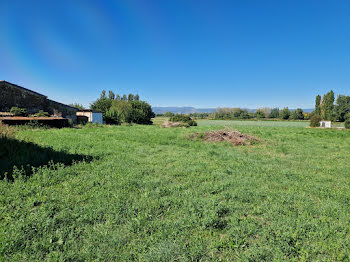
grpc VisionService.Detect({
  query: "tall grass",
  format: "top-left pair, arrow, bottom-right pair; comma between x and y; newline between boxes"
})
1,123 -> 350,260
0,124 -> 16,138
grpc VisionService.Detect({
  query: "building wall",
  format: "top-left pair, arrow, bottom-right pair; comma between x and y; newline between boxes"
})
48,100 -> 77,122
91,112 -> 103,124
76,111 -> 92,118
320,121 -> 331,128
76,111 -> 103,124
0,81 -> 78,122
0,82 -> 48,114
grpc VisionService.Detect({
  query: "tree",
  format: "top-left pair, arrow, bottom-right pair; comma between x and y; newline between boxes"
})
345,112 -> 350,121
334,95 -> 350,122
130,100 -> 155,124
321,90 -> 334,120
269,108 -> 280,118
255,109 -> 265,118
345,119 -> 350,129
290,108 -> 304,120
279,107 -> 290,120
239,110 -> 250,119
108,91 -> 115,100
233,111 -> 241,118
164,112 -> 174,117
134,94 -> 140,101
310,115 -> 321,127
90,91 -> 113,115
91,90 -> 154,125
111,100 -> 133,123
259,107 -> 272,116
100,90 -> 107,99
128,94 -> 134,102
104,109 -> 120,125
315,95 -> 321,115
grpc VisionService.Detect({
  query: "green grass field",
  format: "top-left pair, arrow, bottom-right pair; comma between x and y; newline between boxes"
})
1,121 -> 350,261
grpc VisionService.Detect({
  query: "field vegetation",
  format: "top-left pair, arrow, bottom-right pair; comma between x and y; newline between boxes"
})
1,121 -> 350,260
90,90 -> 154,125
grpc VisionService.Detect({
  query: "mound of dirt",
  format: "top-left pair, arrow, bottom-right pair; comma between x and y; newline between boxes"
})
192,130 -> 259,145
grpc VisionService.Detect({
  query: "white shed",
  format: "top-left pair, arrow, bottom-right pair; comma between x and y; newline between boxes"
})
77,110 -> 103,124
320,120 -> 331,128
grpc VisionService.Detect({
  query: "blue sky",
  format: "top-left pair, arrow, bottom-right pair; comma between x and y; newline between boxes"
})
1,0 -> 349,108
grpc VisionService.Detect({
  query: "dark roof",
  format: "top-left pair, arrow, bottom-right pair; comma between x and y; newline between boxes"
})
77,109 -> 102,113
47,99 -> 79,110
0,80 -> 47,98
0,80 -> 79,111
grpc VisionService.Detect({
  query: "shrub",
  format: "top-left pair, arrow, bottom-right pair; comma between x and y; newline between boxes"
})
279,107 -> 290,120
164,112 -> 174,117
169,114 -> 197,126
187,120 -> 197,126
111,100 -> 155,124
10,107 -> 27,116
68,119 -> 74,127
104,110 -> 120,125
345,120 -> 350,129
345,112 -> 350,121
290,108 -> 304,120
255,110 -> 265,119
269,108 -> 280,118
26,120 -> 47,128
130,100 -> 155,124
310,115 -> 321,127
240,111 -> 251,119
34,110 -> 49,117
0,124 -> 16,138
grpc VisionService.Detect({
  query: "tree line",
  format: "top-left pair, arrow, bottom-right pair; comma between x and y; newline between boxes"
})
310,91 -> 350,128
88,90 -> 155,124
312,91 -> 350,122
212,107 -> 307,120
158,107 -> 308,120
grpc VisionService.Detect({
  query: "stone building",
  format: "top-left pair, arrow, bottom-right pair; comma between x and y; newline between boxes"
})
0,80 -> 78,122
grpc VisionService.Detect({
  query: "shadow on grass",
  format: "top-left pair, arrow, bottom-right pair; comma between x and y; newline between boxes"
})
0,136 -> 93,180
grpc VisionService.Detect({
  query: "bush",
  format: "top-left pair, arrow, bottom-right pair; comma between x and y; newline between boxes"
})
345,112 -> 350,121
104,110 -> 120,125
269,108 -> 280,118
310,115 -> 321,127
169,114 -> 197,126
279,107 -> 290,120
290,108 -> 304,120
130,100 -> 155,124
111,100 -> 155,124
34,110 -> 49,117
26,120 -> 47,128
255,110 -> 265,119
164,112 -> 174,117
187,120 -> 197,126
345,120 -> 350,129
10,107 -> 27,116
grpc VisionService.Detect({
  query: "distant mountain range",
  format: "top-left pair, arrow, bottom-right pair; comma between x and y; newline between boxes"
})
152,107 -> 216,114
152,107 -> 314,114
